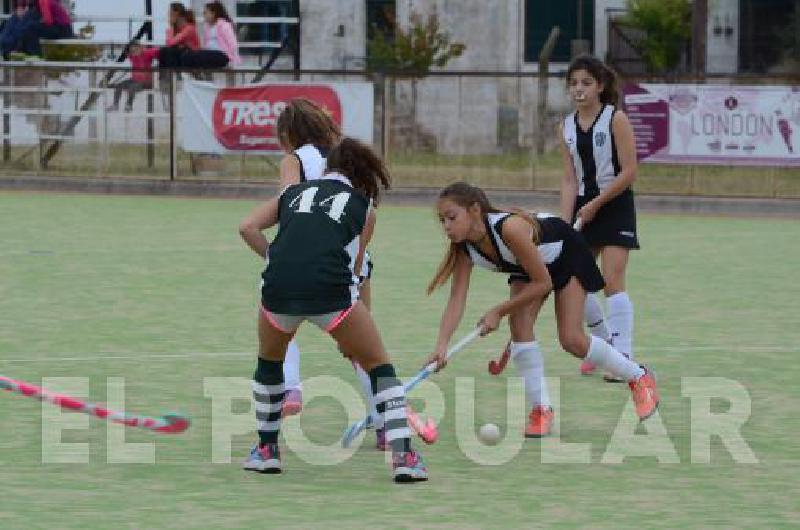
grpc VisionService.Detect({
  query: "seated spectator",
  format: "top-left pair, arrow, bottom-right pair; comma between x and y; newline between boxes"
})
179,1 -> 241,69
107,40 -> 159,112
18,0 -> 74,58
0,1 -> 32,60
158,2 -> 200,68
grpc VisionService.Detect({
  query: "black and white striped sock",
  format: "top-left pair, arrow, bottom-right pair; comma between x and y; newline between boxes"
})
370,363 -> 411,454
253,357 -> 284,446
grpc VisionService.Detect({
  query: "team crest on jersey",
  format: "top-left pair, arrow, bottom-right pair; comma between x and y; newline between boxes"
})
594,132 -> 606,147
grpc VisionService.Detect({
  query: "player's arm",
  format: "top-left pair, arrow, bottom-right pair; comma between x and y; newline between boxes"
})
595,111 -> 637,207
278,154 -> 302,189
238,196 -> 280,258
558,122 -> 579,223
479,216 -> 553,335
353,207 -> 376,278
577,111 -> 637,225
429,250 -> 473,371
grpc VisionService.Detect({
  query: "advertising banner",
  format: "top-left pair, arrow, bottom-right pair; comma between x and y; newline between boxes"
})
623,84 -> 800,166
181,79 -> 374,154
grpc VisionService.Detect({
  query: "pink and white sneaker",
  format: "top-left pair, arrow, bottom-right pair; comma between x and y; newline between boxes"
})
392,450 -> 428,483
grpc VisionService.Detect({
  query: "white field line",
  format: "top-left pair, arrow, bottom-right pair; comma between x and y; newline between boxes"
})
0,345 -> 796,363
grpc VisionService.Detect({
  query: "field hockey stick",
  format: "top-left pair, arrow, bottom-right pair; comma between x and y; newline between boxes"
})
0,374 -> 190,434
487,340 -> 512,375
341,326 -> 482,448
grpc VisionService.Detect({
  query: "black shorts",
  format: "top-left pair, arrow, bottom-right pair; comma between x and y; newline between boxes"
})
574,190 -> 640,249
508,219 -> 605,293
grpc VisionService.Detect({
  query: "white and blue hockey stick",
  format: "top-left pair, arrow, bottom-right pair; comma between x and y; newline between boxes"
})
341,326 -> 482,448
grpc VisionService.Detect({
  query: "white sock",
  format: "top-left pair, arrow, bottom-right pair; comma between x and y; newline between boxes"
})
511,341 -> 551,409
353,360 -> 379,424
607,292 -> 634,359
283,339 -> 302,391
585,336 -> 644,382
584,292 -> 610,341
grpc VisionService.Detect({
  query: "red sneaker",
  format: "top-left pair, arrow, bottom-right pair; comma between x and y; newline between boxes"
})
580,360 -> 597,376
629,367 -> 659,420
525,405 -> 554,438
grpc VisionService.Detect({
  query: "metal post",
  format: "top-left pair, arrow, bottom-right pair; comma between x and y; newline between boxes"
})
2,67 -> 9,163
537,27 -> 560,156
691,0 -> 708,77
378,73 -> 386,158
147,91 -> 155,168
145,0 -> 155,169
293,0 -> 301,81
382,75 -> 391,162
169,70 -> 176,180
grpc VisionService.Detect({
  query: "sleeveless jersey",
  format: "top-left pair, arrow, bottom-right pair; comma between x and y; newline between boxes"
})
294,144 -> 328,182
463,213 -> 567,278
261,173 -> 370,314
562,105 -> 621,197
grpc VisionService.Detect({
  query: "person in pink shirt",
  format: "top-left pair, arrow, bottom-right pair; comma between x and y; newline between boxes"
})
19,0 -> 74,57
180,1 -> 241,68
107,41 -> 159,112
159,2 -> 200,67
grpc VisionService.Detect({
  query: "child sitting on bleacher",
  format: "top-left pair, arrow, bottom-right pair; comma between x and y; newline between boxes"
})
107,40 -> 159,112
1,1 -> 32,60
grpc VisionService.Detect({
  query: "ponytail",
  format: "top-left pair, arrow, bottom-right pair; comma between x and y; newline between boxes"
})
326,138 -> 391,204
427,242 -> 459,295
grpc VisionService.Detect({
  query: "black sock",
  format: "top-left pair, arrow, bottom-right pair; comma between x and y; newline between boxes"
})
369,363 -> 411,453
253,357 -> 284,446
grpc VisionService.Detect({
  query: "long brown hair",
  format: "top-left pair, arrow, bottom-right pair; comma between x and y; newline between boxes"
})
427,182 -> 541,294
205,1 -> 231,23
276,98 -> 342,151
566,54 -> 620,106
169,2 -> 195,30
326,138 -> 391,204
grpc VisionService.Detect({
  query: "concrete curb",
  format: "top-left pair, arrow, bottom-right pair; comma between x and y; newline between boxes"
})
1,175 -> 798,218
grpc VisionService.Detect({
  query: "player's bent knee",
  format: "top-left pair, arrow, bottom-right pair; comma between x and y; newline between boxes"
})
559,332 -> 587,358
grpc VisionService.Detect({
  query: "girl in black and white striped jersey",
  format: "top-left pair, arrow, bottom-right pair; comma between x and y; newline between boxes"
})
559,55 -> 640,381
426,183 -> 659,427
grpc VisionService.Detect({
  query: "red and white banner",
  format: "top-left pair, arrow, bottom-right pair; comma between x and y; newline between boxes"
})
180,79 -> 374,154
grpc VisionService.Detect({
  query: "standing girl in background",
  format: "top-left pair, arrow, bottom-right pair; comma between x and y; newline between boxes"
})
559,55 -> 639,382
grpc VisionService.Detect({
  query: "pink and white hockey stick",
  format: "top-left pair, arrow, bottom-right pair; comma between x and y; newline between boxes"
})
0,374 -> 190,434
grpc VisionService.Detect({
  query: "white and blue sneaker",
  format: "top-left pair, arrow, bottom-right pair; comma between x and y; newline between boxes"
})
243,443 -> 281,474
392,450 -> 428,483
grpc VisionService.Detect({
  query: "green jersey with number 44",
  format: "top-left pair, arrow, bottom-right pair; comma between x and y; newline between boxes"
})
261,174 -> 371,315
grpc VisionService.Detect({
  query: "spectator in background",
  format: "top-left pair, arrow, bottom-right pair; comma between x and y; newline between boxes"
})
158,2 -> 200,68
107,40 -> 159,112
18,0 -> 74,57
185,1 -> 241,68
0,1 -> 32,59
